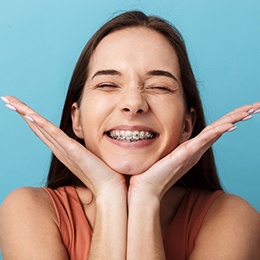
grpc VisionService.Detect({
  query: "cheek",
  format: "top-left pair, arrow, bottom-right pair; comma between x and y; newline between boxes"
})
158,101 -> 186,130
79,98 -> 113,147
161,129 -> 182,157
80,96 -> 110,125
83,97 -> 107,115
159,109 -> 187,150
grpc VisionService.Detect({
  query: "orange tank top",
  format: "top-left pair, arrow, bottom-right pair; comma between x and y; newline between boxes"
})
43,186 -> 223,259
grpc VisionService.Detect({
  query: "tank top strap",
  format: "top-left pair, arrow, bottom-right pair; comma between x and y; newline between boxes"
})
43,186 -> 92,259
163,188 -> 224,259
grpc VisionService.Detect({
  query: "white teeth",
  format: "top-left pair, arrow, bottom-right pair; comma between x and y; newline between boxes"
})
139,131 -> 145,139
119,131 -> 125,140
107,130 -> 155,141
126,130 -> 132,139
133,131 -> 139,140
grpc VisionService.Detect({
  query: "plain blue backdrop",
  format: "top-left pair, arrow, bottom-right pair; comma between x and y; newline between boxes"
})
0,0 -> 260,248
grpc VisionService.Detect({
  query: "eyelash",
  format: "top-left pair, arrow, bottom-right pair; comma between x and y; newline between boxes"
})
96,83 -> 119,89
149,86 -> 175,92
95,84 -> 175,93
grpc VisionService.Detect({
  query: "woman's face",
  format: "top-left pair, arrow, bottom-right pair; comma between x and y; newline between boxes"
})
72,27 -> 194,175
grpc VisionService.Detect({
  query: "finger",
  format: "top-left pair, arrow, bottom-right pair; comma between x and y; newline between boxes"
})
148,103 -> 259,184
23,114 -> 85,174
225,104 -> 254,114
3,96 -> 124,194
204,103 -> 259,132
5,97 -> 78,173
4,95 -> 37,116
203,106 -> 255,132
155,121 -> 235,194
190,122 -> 230,154
22,114 -> 93,185
26,113 -> 81,157
4,97 -> 93,171
22,113 -> 107,180
21,115 -> 65,161
252,102 -> 260,114
4,96 -> 67,154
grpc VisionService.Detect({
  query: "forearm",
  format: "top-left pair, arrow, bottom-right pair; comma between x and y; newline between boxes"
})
127,193 -> 166,260
88,189 -> 127,260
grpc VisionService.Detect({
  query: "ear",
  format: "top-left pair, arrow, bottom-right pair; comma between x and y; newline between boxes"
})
179,108 -> 196,144
71,102 -> 84,139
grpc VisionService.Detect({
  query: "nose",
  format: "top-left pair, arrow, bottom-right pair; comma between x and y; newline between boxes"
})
120,89 -> 149,115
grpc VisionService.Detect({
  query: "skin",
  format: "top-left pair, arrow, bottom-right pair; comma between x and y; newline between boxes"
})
71,27 -> 194,176
1,27 -> 260,259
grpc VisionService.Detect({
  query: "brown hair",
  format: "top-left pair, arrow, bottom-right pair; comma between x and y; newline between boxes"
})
47,11 -> 222,191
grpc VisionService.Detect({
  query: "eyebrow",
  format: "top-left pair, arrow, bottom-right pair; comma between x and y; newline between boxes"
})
91,69 -> 178,82
147,70 -> 178,82
91,69 -> 122,80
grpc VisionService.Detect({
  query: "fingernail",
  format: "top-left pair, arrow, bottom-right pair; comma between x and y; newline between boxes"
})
5,104 -> 16,111
253,109 -> 260,114
248,108 -> 254,114
242,115 -> 253,121
227,126 -> 237,132
24,115 -> 34,123
1,96 -> 10,104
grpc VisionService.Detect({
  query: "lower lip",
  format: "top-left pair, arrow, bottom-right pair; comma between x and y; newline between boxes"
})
104,134 -> 158,148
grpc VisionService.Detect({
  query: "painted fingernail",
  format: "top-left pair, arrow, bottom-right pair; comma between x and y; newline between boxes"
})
24,115 -> 35,123
253,109 -> 260,114
5,104 -> 16,111
248,108 -> 254,114
1,96 -> 10,104
227,126 -> 237,132
242,115 -> 253,121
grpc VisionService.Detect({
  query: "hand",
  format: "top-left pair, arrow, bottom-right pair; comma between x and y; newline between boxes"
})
129,102 -> 260,201
2,96 -> 126,198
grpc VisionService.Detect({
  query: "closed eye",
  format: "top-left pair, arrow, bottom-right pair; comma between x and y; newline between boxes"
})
148,86 -> 176,93
96,83 -> 119,90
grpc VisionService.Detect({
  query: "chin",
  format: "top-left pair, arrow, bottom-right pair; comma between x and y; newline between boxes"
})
107,160 -> 152,175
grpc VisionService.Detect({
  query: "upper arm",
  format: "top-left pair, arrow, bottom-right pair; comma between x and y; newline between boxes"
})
189,194 -> 260,260
0,187 -> 69,260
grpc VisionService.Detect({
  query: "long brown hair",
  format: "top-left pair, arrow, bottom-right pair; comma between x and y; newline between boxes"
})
47,11 -> 222,191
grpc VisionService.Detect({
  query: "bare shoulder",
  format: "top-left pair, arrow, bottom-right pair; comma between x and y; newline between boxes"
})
2,186 -> 51,207
0,187 -> 55,224
0,187 -> 68,259
190,193 -> 260,259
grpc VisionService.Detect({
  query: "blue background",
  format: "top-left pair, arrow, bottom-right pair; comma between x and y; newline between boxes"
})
0,0 -> 260,241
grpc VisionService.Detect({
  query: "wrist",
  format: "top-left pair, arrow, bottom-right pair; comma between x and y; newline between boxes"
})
95,187 -> 127,207
128,189 -> 161,212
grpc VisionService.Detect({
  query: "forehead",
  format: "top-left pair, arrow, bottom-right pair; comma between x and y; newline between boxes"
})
88,27 -> 180,77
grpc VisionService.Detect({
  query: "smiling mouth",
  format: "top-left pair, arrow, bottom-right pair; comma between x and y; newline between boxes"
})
106,130 -> 157,142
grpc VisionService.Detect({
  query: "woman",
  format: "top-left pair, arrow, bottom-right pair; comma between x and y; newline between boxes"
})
1,11 -> 260,259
